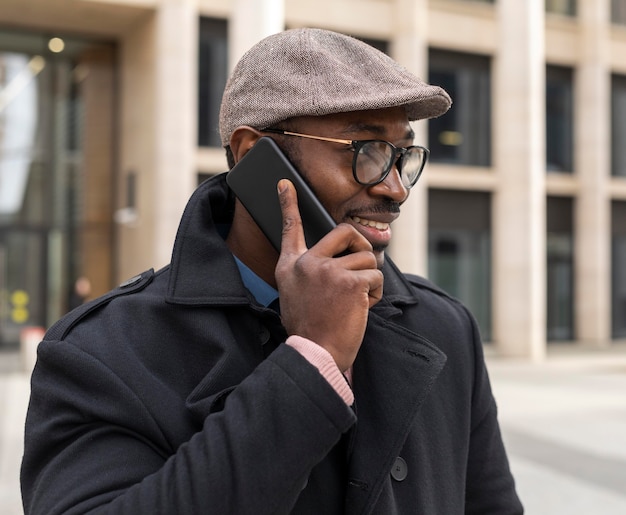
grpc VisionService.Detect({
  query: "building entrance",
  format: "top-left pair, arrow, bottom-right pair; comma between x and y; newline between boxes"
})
0,229 -> 47,346
0,29 -> 115,347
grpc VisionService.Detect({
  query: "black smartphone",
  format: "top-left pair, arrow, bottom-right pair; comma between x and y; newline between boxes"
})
226,136 -> 336,251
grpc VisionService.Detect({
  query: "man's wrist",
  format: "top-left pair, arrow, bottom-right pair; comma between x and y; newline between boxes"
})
285,335 -> 354,406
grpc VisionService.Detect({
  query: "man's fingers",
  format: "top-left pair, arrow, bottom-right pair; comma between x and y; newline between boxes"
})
277,179 -> 307,255
335,249 -> 379,272
311,223 -> 373,259
367,270 -> 384,308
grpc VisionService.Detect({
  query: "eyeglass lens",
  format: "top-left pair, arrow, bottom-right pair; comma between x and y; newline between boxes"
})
355,142 -> 426,188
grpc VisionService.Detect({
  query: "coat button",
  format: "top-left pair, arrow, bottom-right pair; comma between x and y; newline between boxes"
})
119,274 -> 142,288
258,325 -> 271,344
390,457 -> 408,481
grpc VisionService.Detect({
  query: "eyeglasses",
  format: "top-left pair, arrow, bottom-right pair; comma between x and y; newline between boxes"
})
262,128 -> 429,189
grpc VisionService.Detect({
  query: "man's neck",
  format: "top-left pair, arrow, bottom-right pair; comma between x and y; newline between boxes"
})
226,204 -> 279,287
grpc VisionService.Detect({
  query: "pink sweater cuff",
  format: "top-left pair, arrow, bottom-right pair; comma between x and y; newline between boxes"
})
286,335 -> 354,406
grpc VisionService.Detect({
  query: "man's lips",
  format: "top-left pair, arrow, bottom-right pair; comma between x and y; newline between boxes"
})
348,215 -> 400,249
350,216 -> 390,231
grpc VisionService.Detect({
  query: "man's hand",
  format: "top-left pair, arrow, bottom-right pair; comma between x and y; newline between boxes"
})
274,179 -> 383,372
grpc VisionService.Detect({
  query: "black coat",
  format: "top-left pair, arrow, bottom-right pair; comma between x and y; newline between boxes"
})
21,174 -> 523,514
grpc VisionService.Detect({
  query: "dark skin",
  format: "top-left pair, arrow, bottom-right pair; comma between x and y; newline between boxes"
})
226,107 -> 414,371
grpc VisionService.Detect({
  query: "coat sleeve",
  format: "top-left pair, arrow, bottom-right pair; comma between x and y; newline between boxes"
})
21,340 -> 356,515
463,307 -> 524,514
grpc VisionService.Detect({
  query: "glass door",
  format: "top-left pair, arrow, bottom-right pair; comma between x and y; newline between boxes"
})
0,230 -> 47,346
0,29 -> 115,347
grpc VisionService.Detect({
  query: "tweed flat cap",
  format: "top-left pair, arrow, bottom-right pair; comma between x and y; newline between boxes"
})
219,28 -> 452,147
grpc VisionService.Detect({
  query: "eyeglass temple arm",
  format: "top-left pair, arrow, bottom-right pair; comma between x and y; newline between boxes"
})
262,128 -> 353,146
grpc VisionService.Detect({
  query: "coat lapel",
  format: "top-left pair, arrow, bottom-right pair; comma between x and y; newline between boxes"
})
345,309 -> 447,514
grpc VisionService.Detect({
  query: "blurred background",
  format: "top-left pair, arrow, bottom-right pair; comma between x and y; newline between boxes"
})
0,0 -> 625,513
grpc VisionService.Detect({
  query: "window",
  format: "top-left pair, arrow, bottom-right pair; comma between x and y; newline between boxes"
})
428,190 -> 492,340
428,49 -> 491,167
198,18 -> 228,148
612,75 -> 626,177
546,0 -> 577,16
546,197 -> 574,341
612,201 -> 626,338
612,0 -> 626,25
546,65 -> 574,173
358,37 -> 388,55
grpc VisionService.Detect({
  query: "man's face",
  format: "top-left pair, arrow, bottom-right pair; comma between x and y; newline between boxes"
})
280,107 -> 414,268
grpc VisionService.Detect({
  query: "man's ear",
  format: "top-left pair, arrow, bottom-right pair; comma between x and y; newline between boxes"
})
229,126 -> 263,164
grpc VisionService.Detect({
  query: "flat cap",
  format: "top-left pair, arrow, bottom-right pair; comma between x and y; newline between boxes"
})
219,28 -> 451,147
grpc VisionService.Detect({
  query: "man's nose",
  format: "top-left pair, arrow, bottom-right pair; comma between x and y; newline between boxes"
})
369,162 -> 410,203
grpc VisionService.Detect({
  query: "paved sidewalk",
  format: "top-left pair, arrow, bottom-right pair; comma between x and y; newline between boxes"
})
0,369 -> 29,515
1,345 -> 625,514
487,345 -> 626,514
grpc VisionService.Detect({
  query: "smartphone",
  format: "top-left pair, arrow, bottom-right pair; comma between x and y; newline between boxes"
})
226,136 -> 336,251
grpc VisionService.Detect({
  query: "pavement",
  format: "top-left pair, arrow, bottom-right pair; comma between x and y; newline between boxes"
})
0,351 -> 29,515
488,344 -> 626,514
1,344 -> 625,514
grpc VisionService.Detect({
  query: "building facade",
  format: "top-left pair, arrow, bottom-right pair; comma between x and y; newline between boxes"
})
0,0 -> 625,359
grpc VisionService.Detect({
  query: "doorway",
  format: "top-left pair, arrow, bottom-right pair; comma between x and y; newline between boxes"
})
0,29 -> 116,347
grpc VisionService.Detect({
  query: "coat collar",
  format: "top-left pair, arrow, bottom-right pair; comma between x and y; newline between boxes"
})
165,173 -> 421,311
165,174 -> 251,306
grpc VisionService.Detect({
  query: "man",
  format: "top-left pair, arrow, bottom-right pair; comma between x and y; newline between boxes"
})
21,28 -> 523,514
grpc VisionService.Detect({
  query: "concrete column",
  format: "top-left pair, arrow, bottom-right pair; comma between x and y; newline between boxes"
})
152,0 -> 198,269
575,0 -> 611,346
229,0 -> 284,71
80,46 -> 115,296
389,0 -> 429,276
492,0 -> 546,359
117,14 -> 158,281
117,0 -> 198,281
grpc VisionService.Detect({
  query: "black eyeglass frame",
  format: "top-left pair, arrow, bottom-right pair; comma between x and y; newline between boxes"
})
262,128 -> 430,189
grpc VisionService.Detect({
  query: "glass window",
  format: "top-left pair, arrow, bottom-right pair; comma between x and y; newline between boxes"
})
547,197 -> 574,341
428,190 -> 492,340
612,74 -> 626,177
612,0 -> 626,25
428,49 -> 491,167
358,37 -> 388,55
546,0 -> 577,16
612,201 -> 626,338
198,18 -> 228,148
546,65 -> 574,173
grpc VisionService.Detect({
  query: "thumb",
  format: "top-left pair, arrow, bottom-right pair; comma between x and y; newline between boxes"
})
277,179 -> 307,255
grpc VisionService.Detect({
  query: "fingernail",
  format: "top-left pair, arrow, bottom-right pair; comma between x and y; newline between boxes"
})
277,179 -> 288,194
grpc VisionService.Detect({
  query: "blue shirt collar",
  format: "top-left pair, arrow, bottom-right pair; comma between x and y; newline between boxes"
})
233,255 -> 279,308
